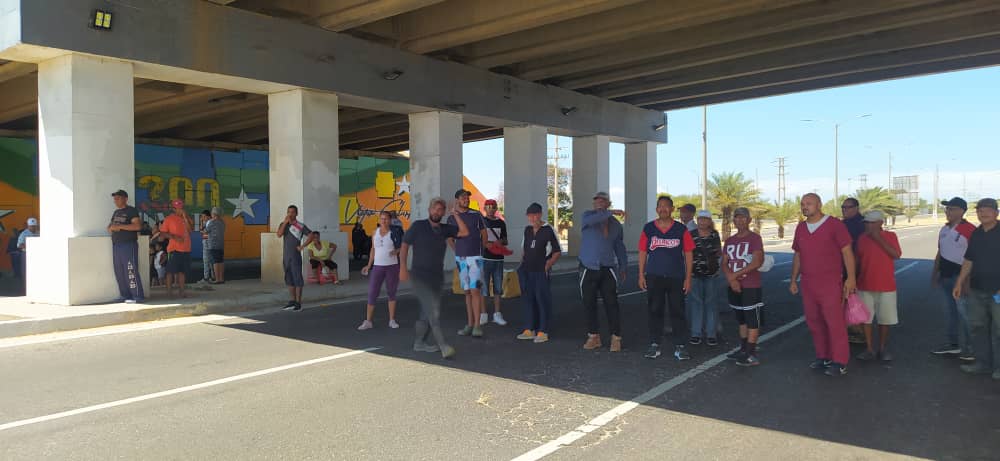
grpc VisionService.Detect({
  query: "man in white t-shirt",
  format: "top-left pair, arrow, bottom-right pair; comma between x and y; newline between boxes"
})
932,197 -> 977,360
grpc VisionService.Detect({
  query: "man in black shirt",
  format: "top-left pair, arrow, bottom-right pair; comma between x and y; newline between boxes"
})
400,197 -> 470,359
954,198 -> 1000,379
515,203 -> 562,344
481,199 -> 509,326
108,190 -> 144,303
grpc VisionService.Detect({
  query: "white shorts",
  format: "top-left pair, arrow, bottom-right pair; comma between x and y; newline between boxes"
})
859,290 -> 898,325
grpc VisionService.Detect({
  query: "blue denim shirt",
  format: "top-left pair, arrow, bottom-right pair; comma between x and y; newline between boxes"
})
578,209 -> 628,272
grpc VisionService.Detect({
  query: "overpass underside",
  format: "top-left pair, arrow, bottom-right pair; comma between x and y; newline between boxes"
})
1,0 -> 998,304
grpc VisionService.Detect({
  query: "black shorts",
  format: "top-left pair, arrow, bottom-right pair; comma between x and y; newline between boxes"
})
166,251 -> 191,275
729,287 -> 764,329
309,259 -> 337,270
209,249 -> 224,264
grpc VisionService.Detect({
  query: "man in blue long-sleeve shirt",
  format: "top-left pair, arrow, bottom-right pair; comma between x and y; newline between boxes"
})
579,191 -> 629,353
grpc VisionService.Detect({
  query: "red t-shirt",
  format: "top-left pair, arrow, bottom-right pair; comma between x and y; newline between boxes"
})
792,215 -> 853,282
162,213 -> 192,253
725,232 -> 765,289
856,231 -> 901,292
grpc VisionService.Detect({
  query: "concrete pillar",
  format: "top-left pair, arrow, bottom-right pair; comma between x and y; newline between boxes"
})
568,135 -> 610,256
624,142 -> 658,250
408,111 -> 463,270
261,89 -> 347,283
408,111 -> 464,220
26,54 -> 146,305
503,125 -> 548,261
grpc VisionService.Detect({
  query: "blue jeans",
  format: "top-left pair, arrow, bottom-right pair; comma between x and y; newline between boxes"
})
519,269 -> 553,334
688,275 -> 720,339
481,259 -> 504,297
966,288 -> 1000,372
940,275 -> 973,354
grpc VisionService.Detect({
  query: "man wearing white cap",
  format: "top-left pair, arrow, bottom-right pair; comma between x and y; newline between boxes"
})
854,210 -> 902,361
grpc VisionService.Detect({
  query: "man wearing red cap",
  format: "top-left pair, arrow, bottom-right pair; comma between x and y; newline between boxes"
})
481,198 -> 509,326
160,199 -> 193,297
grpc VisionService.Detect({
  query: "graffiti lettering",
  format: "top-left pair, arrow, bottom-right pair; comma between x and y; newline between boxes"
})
168,177 -> 194,205
195,178 -> 220,207
342,198 -> 412,225
138,176 -> 165,201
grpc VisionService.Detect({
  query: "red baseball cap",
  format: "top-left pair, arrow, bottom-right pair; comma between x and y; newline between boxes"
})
484,199 -> 498,207
171,199 -> 185,209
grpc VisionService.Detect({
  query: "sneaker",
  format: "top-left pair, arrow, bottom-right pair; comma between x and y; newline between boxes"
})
534,332 -> 549,343
931,344 -> 961,355
959,351 -> 976,362
689,337 -> 702,346
492,313 -> 508,326
644,343 -> 661,359
809,359 -> 832,370
856,350 -> 876,361
457,325 -> 473,336
824,363 -> 847,376
706,338 -> 718,347
736,355 -> 760,367
124,299 -> 138,304
291,302 -> 303,312
471,326 -> 484,338
610,335 -> 622,353
673,345 -> 691,361
879,350 -> 894,362
440,345 -> 456,359
583,334 -> 602,350
414,342 -> 440,353
727,350 -> 748,361
282,300 -> 297,311
357,320 -> 373,331
823,362 -> 847,376
517,329 -> 536,340
960,363 -> 991,375
479,313 -> 489,325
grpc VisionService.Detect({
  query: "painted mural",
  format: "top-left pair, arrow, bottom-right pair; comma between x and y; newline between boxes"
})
1,137 -> 494,270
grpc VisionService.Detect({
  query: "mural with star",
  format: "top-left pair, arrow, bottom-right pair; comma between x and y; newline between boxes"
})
1,137 -> 493,266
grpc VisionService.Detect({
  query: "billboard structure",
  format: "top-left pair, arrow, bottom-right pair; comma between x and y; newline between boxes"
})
893,175 -> 920,208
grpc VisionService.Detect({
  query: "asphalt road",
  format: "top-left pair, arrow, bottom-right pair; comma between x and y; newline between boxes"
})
1,225 -> 997,461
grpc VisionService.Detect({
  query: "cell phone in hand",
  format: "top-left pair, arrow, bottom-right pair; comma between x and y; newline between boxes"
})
993,293 -> 1000,304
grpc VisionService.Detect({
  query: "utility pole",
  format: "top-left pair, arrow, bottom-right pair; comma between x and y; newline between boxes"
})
701,105 -> 708,210
773,156 -> 788,206
858,174 -> 868,190
888,152 -> 892,190
548,137 -> 569,230
834,123 -> 839,202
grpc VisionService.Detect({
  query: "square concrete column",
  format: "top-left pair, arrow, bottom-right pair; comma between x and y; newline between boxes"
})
503,125 -> 547,261
27,54 -> 147,305
624,142 -> 658,250
261,89 -> 347,283
408,111 -> 464,220
568,135 -> 610,256
409,111 -> 463,270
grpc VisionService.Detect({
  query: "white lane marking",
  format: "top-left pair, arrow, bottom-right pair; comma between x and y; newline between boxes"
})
781,260 -> 922,284
512,317 -> 806,461
0,347 -> 380,432
513,259 -> 926,461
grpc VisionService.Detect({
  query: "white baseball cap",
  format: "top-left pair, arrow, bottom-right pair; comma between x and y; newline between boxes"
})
696,210 -> 712,219
27,218 -> 38,226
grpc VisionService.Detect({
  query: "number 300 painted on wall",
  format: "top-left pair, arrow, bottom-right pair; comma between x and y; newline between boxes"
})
138,175 -> 220,207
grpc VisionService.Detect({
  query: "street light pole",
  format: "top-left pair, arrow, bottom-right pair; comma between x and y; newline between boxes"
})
834,123 -> 839,203
702,105 -> 708,210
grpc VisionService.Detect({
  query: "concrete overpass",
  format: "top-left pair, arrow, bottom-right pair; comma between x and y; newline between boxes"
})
1,0 -> 999,304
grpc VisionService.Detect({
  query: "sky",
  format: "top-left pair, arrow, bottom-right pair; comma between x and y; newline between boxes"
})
462,66 -> 1000,208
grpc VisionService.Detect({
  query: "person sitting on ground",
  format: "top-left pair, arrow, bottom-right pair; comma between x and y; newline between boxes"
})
854,210 -> 902,362
360,211 -> 402,330
305,231 -> 341,285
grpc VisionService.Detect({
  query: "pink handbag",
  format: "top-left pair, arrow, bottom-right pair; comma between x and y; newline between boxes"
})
845,293 -> 871,325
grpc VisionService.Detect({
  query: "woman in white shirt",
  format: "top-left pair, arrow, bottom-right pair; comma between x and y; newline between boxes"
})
359,211 -> 402,330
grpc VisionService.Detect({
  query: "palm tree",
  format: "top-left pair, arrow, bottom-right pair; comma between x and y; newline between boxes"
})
767,200 -> 801,239
709,172 -> 760,236
854,187 -> 904,217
